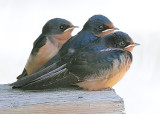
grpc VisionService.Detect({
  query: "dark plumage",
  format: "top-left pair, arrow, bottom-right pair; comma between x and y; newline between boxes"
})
12,15 -> 118,89
11,31 -> 139,90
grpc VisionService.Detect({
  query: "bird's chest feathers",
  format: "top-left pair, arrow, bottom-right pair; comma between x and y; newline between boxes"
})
76,55 -> 131,91
104,57 -> 131,88
38,39 -> 60,58
25,38 -> 62,74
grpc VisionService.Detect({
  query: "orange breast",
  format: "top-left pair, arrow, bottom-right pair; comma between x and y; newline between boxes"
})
25,38 -> 61,74
76,55 -> 131,91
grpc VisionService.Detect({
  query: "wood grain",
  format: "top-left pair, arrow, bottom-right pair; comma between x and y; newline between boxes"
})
0,84 -> 125,114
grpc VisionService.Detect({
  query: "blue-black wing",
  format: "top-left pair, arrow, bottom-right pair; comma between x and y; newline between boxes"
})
12,48 -> 132,90
31,34 -> 47,55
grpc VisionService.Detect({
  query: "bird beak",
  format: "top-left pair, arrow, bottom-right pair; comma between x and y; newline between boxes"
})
125,43 -> 140,48
113,27 -> 119,30
102,27 -> 119,33
64,26 -> 79,32
125,42 -> 140,52
72,26 -> 79,28
132,42 -> 140,46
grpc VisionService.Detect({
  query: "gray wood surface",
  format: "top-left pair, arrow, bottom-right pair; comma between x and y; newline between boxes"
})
0,84 -> 125,114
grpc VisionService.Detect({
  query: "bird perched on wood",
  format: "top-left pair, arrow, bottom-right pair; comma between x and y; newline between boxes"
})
17,18 -> 77,79
12,14 -> 118,88
11,31 -> 139,90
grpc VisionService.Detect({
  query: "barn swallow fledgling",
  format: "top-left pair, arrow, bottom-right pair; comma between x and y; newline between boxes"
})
17,18 -> 77,79
74,32 -> 139,90
11,14 -> 118,88
11,31 -> 139,90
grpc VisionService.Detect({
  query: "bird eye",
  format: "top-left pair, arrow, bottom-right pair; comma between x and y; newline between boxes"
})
98,25 -> 104,30
119,41 -> 126,47
60,25 -> 65,29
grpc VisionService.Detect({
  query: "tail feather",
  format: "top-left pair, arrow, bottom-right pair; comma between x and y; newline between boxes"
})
17,69 -> 28,79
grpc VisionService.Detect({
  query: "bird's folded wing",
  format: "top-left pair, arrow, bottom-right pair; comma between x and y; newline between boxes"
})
21,67 -> 79,90
25,49 -> 132,90
67,48 -> 132,81
27,49 -> 132,90
11,48 -> 132,90
11,61 -> 61,88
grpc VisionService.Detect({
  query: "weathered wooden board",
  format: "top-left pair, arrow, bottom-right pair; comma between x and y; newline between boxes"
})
0,84 -> 125,114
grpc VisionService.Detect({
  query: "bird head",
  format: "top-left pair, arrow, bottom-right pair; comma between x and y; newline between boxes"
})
103,31 -> 139,52
83,15 -> 118,37
42,18 -> 78,35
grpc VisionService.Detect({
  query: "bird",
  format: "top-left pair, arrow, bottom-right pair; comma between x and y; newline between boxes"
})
11,31 -> 139,90
11,14 -> 118,88
72,32 -> 139,90
17,18 -> 77,79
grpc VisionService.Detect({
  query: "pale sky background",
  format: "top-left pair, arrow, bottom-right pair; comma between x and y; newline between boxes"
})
0,0 -> 160,114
